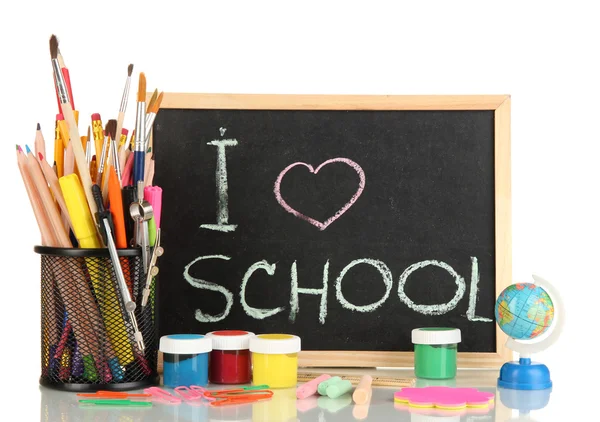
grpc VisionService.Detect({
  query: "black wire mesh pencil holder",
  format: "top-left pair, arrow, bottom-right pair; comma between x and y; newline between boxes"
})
35,246 -> 160,392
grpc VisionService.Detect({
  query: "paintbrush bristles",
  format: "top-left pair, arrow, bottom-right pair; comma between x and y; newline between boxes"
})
155,92 -> 164,111
138,72 -> 146,102
128,64 -> 134,77
106,119 -> 117,141
147,89 -> 158,112
49,35 -> 59,59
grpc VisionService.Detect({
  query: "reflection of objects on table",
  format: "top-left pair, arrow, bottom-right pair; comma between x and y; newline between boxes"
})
296,395 -> 319,413
495,274 -> 565,390
415,378 -> 456,388
498,386 -> 551,422
209,401 -> 253,422
317,394 -> 353,413
352,400 -> 371,420
158,400 -> 209,422
394,387 -> 494,411
40,386 -> 150,422
252,388 -> 297,422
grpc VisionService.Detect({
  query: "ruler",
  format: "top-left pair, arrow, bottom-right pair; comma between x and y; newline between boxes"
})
297,373 -> 415,388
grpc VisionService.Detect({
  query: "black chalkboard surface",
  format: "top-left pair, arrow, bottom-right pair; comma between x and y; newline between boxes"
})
152,94 -> 512,368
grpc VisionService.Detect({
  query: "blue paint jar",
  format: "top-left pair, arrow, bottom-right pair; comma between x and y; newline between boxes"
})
160,334 -> 212,387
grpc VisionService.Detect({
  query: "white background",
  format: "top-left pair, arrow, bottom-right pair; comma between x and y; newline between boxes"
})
0,1 -> 598,420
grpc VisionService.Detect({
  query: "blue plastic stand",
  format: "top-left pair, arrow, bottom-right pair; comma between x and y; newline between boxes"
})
497,357 -> 552,390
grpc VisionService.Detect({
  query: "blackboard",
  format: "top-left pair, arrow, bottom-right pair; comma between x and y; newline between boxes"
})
151,94 -> 512,368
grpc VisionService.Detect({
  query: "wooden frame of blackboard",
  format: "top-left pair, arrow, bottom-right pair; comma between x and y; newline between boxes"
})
152,93 -> 512,369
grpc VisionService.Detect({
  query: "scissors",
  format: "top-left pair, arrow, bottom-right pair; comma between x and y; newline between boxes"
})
129,180 -> 153,274
141,228 -> 163,307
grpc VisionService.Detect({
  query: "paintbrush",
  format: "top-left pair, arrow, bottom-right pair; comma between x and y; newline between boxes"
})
145,91 -> 163,146
50,34 -> 98,219
132,73 -> 147,185
104,119 -> 119,202
96,122 -> 111,186
114,64 -> 133,163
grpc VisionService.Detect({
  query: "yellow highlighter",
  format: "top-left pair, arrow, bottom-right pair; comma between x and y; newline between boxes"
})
59,174 -> 134,368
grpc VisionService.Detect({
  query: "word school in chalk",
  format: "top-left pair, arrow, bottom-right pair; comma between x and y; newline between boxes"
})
184,135 -> 493,325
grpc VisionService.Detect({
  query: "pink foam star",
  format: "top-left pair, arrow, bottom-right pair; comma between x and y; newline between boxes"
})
394,387 -> 495,410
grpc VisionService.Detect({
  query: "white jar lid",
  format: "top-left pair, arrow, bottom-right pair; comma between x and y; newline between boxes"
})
412,328 -> 461,345
205,330 -> 255,350
249,334 -> 301,354
160,334 -> 212,354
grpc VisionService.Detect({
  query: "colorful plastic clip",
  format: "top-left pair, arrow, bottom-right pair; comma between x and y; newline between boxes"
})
190,385 -> 215,402
143,387 -> 182,404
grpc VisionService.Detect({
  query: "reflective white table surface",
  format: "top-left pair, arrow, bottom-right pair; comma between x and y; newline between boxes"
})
37,368 -> 575,421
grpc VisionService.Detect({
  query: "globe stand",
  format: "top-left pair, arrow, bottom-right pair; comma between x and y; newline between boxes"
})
498,357 -> 552,390
497,274 -> 564,391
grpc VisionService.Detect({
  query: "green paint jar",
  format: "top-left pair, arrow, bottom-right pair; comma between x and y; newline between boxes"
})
412,328 -> 461,379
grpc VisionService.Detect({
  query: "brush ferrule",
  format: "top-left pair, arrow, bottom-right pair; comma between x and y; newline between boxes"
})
52,59 -> 69,104
120,79 -> 131,113
134,103 -> 146,152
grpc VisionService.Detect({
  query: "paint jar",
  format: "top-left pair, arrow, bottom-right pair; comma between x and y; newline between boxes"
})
160,334 -> 212,387
412,328 -> 461,379
205,330 -> 255,384
250,334 -> 301,388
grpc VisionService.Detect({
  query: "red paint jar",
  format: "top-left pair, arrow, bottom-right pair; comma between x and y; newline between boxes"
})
205,330 -> 254,384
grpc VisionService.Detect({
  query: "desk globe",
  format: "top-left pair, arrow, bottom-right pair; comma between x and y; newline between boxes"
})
494,274 -> 564,390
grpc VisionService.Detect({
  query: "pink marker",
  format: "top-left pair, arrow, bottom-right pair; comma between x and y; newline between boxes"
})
297,374 -> 331,399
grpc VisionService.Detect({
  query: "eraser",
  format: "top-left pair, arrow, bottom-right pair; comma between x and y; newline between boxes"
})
92,113 -> 101,121
297,374 -> 331,399
326,380 -> 353,399
318,376 -> 342,396
121,128 -> 129,135
56,114 -> 64,120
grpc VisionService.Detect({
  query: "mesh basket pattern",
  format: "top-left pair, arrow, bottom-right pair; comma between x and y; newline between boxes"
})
36,246 -> 159,391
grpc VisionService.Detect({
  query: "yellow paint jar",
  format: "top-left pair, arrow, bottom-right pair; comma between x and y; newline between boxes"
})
249,334 -> 301,389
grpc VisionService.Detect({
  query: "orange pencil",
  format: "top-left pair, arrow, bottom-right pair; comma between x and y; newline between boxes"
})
108,166 -> 132,295
64,140 -> 74,176
54,114 -> 64,178
108,167 -> 128,249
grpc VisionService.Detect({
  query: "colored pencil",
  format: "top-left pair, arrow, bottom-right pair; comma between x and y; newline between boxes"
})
34,123 -> 46,162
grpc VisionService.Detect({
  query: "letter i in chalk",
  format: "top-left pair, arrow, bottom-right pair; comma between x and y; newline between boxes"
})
297,374 -> 331,399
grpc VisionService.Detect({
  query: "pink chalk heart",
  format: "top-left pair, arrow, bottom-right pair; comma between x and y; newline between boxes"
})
394,387 -> 494,410
274,158 -> 366,231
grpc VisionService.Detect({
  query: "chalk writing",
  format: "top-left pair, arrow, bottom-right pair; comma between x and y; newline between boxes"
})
184,255 -> 233,322
397,260 -> 466,315
466,257 -> 493,322
289,260 -> 329,324
240,260 -> 285,319
335,259 -> 394,312
201,139 -> 238,232
274,157 -> 366,230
